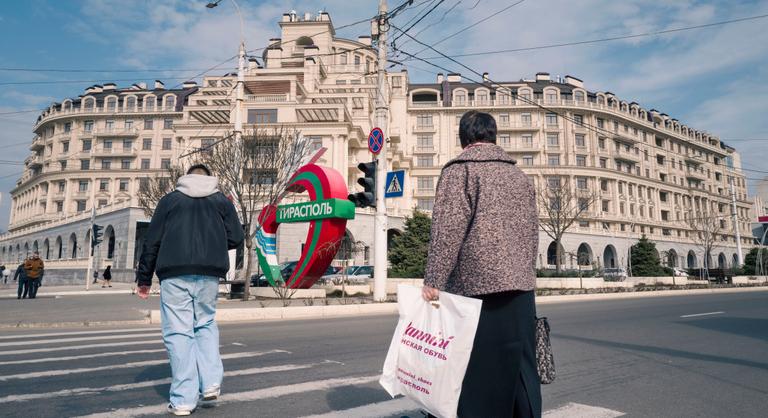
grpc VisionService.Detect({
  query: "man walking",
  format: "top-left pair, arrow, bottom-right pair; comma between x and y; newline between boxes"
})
13,260 -> 27,299
24,251 -> 45,299
136,164 -> 243,416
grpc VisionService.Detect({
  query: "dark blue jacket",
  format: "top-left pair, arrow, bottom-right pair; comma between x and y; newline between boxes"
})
136,175 -> 244,286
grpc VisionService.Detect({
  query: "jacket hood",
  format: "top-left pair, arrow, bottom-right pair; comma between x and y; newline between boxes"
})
446,143 -> 516,168
176,174 -> 219,198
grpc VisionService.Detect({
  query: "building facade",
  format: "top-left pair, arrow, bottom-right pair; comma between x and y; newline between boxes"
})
0,11 -> 754,282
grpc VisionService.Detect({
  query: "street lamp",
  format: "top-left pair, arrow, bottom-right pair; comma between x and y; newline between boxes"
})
206,0 -> 244,45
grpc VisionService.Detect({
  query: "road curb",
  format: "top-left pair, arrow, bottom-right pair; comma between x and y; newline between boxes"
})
536,285 -> 768,304
0,319 -> 152,329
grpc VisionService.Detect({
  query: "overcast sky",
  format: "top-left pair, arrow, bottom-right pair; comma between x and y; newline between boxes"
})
1,0 -> 767,231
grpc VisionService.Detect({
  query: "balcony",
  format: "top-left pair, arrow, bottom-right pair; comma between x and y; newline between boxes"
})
26,154 -> 44,168
412,124 -> 436,133
411,101 -> 441,108
500,143 -> 541,153
93,127 -> 140,138
30,137 -> 45,151
612,148 -> 640,163
613,134 -> 639,145
245,94 -> 289,103
413,145 -> 436,154
684,154 -> 703,165
414,189 -> 435,197
93,147 -> 138,158
685,168 -> 707,182
497,121 -> 538,131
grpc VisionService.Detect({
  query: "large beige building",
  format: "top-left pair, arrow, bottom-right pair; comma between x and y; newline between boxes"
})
0,11 -> 754,282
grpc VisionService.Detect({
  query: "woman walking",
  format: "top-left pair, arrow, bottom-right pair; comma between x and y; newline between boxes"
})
102,265 -> 112,288
422,111 -> 541,417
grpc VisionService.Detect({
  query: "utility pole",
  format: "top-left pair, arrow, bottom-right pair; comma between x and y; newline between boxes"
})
86,207 -> 95,290
373,0 -> 389,302
730,177 -> 743,266
235,41 -> 248,301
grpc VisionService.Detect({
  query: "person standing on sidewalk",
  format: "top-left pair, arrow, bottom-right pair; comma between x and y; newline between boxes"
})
102,265 -> 112,288
136,164 -> 243,416
24,251 -> 45,299
13,261 -> 28,299
422,111 -> 542,417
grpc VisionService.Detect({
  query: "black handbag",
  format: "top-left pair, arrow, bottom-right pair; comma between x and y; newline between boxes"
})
535,317 -> 556,384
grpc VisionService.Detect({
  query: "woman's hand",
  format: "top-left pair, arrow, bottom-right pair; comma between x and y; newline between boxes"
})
422,285 -> 439,301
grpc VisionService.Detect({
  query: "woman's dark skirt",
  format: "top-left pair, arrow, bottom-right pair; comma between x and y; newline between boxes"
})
457,290 -> 542,418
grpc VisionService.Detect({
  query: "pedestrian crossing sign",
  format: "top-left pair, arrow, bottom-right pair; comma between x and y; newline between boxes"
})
385,170 -> 405,198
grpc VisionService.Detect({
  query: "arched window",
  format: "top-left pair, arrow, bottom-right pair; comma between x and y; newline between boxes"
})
83,97 -> 95,111
125,96 -> 137,112
105,225 -> 116,259
164,95 -> 176,110
475,89 -> 489,105
144,96 -> 156,111
55,236 -> 63,259
546,241 -> 564,266
43,239 -> 50,260
517,88 -> 532,103
603,245 -> 617,268
573,91 -> 585,103
453,90 -> 466,105
69,233 -> 78,259
106,96 -> 117,112
496,89 -> 511,105
63,100 -> 72,112
577,243 -> 593,266
544,88 -> 559,104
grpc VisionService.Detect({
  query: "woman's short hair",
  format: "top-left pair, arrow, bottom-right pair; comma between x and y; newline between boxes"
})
459,110 -> 497,147
187,164 -> 212,176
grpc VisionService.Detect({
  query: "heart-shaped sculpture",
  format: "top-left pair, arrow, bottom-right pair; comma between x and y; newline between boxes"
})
255,163 -> 355,289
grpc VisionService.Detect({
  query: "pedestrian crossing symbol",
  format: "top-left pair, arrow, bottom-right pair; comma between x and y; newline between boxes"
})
385,170 -> 405,198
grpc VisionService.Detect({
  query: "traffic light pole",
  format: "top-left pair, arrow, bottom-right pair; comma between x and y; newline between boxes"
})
86,207 -> 95,291
373,0 -> 388,302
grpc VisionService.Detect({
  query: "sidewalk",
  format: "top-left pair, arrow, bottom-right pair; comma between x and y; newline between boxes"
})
0,281 -> 136,298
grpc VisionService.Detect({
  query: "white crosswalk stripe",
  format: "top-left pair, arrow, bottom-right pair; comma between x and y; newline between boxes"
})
0,327 -> 626,418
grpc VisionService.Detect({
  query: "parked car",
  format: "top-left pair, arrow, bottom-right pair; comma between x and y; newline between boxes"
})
320,265 -> 374,284
602,267 -> 628,281
251,261 -> 337,287
673,268 -> 689,277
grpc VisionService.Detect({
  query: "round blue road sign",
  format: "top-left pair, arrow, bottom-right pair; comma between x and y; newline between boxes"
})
368,127 -> 384,155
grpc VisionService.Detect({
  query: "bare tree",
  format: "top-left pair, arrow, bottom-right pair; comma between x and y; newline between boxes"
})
537,176 -> 599,275
137,165 -> 186,217
686,209 -> 724,280
201,127 -> 311,301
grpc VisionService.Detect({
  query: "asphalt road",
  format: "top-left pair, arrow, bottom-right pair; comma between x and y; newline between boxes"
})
0,290 -> 766,417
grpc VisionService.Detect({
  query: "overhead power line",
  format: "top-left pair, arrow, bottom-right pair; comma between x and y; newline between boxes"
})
0,67 -> 212,74
391,0 -> 445,46
412,12 -> 768,60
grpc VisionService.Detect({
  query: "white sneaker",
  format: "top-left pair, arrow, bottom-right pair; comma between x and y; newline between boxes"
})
167,403 -> 194,416
202,386 -> 220,401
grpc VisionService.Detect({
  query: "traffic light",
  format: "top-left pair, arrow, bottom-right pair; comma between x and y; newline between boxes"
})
91,224 -> 104,249
348,161 -> 377,208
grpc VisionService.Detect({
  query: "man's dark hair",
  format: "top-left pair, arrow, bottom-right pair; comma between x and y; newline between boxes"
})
459,110 -> 497,148
187,164 -> 212,176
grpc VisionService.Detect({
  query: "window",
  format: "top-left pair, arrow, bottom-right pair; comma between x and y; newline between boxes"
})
417,198 -> 434,211
58,181 -> 66,192
498,114 -> 510,126
161,159 -> 171,169
454,92 -> 466,104
547,154 -> 560,166
105,120 -> 115,131
392,76 -> 402,88
579,220 -> 589,228
546,133 -> 559,147
661,210 -> 669,221
578,198 -> 590,211
659,191 -> 668,202
247,109 -> 278,124
101,159 -> 111,170
165,95 -> 176,110
547,177 -> 561,189
121,159 -> 131,169
77,200 -> 86,212
126,96 -> 137,111
339,52 -> 347,65
417,177 -> 434,192
62,142 -> 70,153
142,138 -> 152,150
120,139 -> 132,150
596,118 -> 604,129
545,113 -> 558,127
476,90 -> 488,104
574,91 -> 585,102
522,155 -> 534,166
598,138 -> 605,149
656,155 -> 665,165
628,184 -> 634,196
498,134 -> 511,147
600,179 -> 608,191
99,179 -> 109,191
145,96 -> 156,111
620,202 -> 625,214
141,159 -> 150,170
125,120 -> 133,130
119,179 -> 128,191
308,136 -> 323,152
599,158 -> 607,168
575,134 -> 586,147
98,200 -> 108,208
521,134 -> 533,147
144,119 -> 153,130
162,138 -> 172,150
417,156 -> 433,167
64,122 -> 72,133
545,91 -> 558,103
520,113 -> 532,126
84,120 -> 94,132
56,201 -> 63,212
163,119 -> 173,129
417,134 -> 433,151
104,140 -> 113,150
416,115 -> 433,128
78,180 -> 88,192
574,114 -> 584,126
577,177 -> 588,190
80,159 -> 90,170
576,155 -> 587,167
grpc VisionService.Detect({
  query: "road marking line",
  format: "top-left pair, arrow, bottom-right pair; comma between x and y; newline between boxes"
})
0,339 -> 161,356
680,311 -> 725,318
0,350 -> 288,382
0,327 -> 158,340
0,332 -> 160,348
302,397 -> 419,418
0,360 -> 326,404
0,348 -> 167,366
543,402 -> 625,418
74,375 -> 381,417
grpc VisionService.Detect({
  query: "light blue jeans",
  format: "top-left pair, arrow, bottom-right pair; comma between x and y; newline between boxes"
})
160,275 -> 223,409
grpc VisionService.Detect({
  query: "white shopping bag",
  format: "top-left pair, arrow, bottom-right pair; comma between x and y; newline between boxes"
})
380,284 -> 482,418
